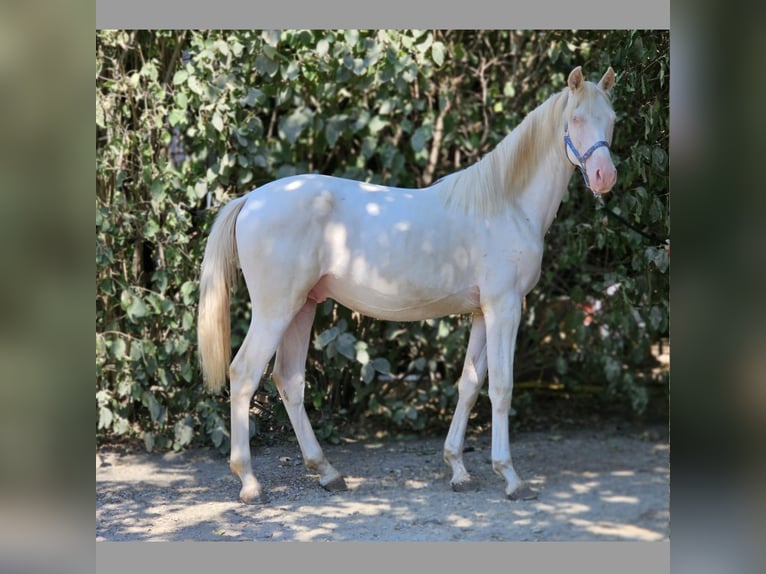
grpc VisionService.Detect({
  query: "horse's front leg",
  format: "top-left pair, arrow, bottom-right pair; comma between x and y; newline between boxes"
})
484,297 -> 538,500
443,313 -> 487,491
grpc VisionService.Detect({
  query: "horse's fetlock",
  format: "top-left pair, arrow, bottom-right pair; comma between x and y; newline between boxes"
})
230,459 -> 248,476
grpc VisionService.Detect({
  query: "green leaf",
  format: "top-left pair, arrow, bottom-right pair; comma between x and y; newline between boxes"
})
175,92 -> 188,110
211,427 -> 224,448
652,147 -> 668,171
262,30 -> 281,46
211,111 -> 224,132
316,38 -> 330,57
214,39 -> 230,56
404,405 -> 418,421
98,406 -> 113,430
194,180 -> 208,199
112,414 -> 130,435
254,54 -> 279,77
371,357 -> 391,374
150,180 -> 166,204
237,170 -> 253,187
378,99 -> 394,115
315,326 -> 339,349
603,356 -> 621,383
143,218 -> 160,239
411,125 -> 433,152
645,246 -> 669,273
96,99 -> 105,128
325,115 -> 347,146
142,391 -> 165,424
180,281 -> 197,304
172,69 -> 188,85
355,343 -> 370,365
344,29 -> 359,45
279,107 -> 312,145
411,357 -> 427,372
173,417 -> 194,450
368,115 -> 388,135
188,76 -> 204,95
336,332 -> 357,361
282,61 -> 300,81
416,34 -> 433,53
649,197 -> 663,223
111,337 -> 127,360
96,389 -> 110,407
143,432 -> 155,452
180,361 -> 193,383
127,297 -> 148,321
343,55 -> 366,75
431,42 -> 445,66
362,362 -> 376,384
168,109 -> 185,127
242,87 -> 264,107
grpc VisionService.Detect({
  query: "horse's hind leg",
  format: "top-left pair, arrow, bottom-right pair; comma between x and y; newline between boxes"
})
229,317 -> 288,504
273,301 -> 347,492
443,313 -> 488,491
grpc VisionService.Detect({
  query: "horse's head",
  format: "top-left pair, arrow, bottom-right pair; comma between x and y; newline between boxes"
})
563,66 -> 618,195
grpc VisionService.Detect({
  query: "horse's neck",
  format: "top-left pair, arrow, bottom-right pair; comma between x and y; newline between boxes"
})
513,150 -> 575,238
500,92 -> 574,237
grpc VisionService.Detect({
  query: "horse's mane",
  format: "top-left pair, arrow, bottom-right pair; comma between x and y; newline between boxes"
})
438,88 -> 571,217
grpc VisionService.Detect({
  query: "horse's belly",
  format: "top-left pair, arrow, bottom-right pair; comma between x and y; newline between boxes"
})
308,274 -> 480,321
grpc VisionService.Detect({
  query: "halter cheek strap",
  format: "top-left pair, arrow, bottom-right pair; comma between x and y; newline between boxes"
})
564,121 -> 610,194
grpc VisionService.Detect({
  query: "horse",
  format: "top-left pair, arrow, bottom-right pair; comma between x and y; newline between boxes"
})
197,66 -> 617,504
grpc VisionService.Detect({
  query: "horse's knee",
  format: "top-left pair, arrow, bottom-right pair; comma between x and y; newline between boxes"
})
488,383 -> 513,410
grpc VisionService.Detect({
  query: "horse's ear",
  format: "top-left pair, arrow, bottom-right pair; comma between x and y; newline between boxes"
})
599,67 -> 616,95
567,66 -> 584,92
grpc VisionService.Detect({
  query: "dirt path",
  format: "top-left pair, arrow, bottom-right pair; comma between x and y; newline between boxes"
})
96,424 -> 668,542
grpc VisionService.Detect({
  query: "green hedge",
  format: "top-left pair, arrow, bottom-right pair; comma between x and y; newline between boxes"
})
96,30 -> 669,452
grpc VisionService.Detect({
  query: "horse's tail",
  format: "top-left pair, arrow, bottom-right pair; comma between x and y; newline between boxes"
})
197,195 -> 248,394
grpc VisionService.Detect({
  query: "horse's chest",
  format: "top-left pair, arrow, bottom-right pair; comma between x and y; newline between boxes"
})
507,244 -> 544,293
482,229 -> 544,296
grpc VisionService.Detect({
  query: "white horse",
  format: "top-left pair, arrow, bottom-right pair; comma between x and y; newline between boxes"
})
198,66 -> 617,504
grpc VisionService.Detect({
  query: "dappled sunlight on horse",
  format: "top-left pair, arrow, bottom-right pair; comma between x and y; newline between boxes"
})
197,66 -> 618,504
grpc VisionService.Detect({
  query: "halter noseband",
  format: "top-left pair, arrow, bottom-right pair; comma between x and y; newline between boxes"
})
564,121 -> 610,196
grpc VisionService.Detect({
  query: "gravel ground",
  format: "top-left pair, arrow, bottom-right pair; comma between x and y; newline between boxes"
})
96,424 -> 669,542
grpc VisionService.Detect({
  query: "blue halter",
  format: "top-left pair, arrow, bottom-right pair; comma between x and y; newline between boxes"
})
564,122 -> 610,196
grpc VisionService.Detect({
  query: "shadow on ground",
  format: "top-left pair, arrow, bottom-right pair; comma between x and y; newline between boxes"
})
97,426 -> 669,542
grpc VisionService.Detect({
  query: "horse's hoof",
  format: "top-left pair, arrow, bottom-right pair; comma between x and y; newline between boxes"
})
507,483 -> 538,501
450,477 -> 476,492
321,475 -> 348,492
240,488 -> 268,505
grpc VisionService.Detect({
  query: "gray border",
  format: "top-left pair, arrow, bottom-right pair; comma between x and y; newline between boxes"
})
97,541 -> 670,574
96,0 -> 669,29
